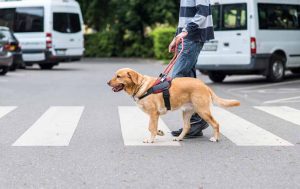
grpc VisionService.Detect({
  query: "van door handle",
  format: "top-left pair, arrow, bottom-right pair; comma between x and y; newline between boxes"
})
236,33 -> 241,36
70,38 -> 74,42
224,42 -> 229,47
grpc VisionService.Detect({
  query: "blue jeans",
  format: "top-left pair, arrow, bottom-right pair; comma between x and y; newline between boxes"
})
171,39 -> 204,78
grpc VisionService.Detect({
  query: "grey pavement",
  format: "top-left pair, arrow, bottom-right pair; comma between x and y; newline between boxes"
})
0,59 -> 300,189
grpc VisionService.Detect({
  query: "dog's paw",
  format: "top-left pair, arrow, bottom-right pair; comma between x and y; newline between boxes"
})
173,137 -> 183,141
209,137 -> 219,142
157,130 -> 165,136
143,138 -> 154,143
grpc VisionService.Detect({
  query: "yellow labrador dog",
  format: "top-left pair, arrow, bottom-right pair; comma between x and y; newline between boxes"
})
108,68 -> 240,143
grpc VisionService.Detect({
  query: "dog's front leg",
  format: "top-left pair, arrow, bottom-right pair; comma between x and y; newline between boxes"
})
143,113 -> 159,143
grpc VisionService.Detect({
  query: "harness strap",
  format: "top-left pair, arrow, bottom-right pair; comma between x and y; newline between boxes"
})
138,80 -> 172,111
138,88 -> 153,100
163,90 -> 171,110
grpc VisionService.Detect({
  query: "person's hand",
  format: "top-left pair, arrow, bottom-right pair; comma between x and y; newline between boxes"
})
168,38 -> 176,53
175,31 -> 188,46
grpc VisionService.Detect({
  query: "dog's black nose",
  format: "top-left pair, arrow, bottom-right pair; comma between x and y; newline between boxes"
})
107,81 -> 111,86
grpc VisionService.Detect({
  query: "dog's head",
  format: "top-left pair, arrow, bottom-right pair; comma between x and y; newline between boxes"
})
107,68 -> 142,94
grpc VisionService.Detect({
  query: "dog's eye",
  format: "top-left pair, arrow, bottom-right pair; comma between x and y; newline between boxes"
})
116,75 -> 121,78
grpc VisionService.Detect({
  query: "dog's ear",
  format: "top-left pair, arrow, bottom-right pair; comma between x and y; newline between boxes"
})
127,70 -> 139,85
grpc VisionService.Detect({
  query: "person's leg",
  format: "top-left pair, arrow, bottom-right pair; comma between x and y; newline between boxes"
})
171,40 -> 209,138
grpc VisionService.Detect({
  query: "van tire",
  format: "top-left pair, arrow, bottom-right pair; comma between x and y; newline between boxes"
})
0,67 -> 9,75
39,64 -> 54,70
266,55 -> 285,82
208,72 -> 226,83
290,68 -> 300,74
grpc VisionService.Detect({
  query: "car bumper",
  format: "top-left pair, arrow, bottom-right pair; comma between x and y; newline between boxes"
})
196,54 -> 271,75
22,49 -> 82,64
0,53 -> 13,67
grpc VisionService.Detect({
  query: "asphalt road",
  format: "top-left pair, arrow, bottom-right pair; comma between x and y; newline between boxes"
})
0,59 -> 300,189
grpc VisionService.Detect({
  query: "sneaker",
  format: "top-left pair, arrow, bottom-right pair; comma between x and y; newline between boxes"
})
171,128 -> 203,138
171,116 -> 209,138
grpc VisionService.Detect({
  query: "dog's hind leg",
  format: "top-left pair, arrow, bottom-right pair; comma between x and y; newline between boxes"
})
195,109 -> 220,142
173,110 -> 194,141
143,112 -> 159,143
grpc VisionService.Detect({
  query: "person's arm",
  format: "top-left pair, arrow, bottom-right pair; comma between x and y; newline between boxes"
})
183,0 -> 212,34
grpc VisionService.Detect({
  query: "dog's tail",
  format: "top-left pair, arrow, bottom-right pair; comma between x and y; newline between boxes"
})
209,88 -> 240,108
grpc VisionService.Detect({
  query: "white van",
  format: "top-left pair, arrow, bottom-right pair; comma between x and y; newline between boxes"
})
0,0 -> 84,69
197,0 -> 300,82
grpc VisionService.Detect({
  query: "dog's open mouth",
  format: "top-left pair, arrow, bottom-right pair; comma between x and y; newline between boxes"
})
112,84 -> 124,92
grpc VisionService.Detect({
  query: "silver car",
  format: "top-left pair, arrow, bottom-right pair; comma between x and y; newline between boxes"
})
0,27 -> 13,75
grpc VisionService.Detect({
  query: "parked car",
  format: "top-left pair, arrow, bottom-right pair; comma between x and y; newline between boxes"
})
197,0 -> 300,82
0,0 -> 85,70
0,29 -> 13,75
0,26 -> 24,71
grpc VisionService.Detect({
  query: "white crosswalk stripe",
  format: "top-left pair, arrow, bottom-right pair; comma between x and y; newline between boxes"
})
1,105 -> 299,147
211,107 -> 293,146
118,106 -> 180,146
255,106 -> 300,126
0,106 -> 17,119
12,106 -> 84,146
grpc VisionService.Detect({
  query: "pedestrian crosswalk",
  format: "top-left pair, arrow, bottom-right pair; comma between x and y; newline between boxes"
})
0,105 -> 299,147
0,106 -> 17,119
12,106 -> 84,146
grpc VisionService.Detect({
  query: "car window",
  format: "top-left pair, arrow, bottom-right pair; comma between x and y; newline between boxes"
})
0,31 -> 6,40
212,5 -> 221,31
0,7 -> 44,33
258,3 -> 300,30
222,3 -> 247,30
53,13 -> 81,33
0,30 -> 11,41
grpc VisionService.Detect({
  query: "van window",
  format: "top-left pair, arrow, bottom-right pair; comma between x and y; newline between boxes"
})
212,5 -> 221,31
53,13 -> 81,33
222,4 -> 247,30
0,7 -> 44,33
258,4 -> 300,30
211,3 -> 247,31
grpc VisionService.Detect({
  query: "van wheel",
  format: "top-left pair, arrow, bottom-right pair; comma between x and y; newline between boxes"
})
291,68 -> 300,74
0,67 -> 9,75
266,55 -> 285,82
208,72 -> 226,83
39,64 -> 54,70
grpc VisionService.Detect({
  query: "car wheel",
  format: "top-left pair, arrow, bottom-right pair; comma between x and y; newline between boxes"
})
266,54 -> 285,82
290,68 -> 300,74
39,64 -> 54,70
208,72 -> 226,83
0,67 -> 9,75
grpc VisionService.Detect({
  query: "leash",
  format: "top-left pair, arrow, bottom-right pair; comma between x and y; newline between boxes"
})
153,37 -> 185,85
137,38 -> 185,110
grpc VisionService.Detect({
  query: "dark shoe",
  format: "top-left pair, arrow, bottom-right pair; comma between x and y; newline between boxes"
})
191,114 -> 209,130
171,128 -> 203,138
171,114 -> 209,138
171,126 -> 203,138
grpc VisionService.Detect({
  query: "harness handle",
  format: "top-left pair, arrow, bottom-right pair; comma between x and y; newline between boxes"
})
154,37 -> 185,85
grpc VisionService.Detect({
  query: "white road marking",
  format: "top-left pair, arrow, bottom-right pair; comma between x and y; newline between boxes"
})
264,96 -> 300,104
13,106 -> 84,146
255,106 -> 300,126
211,107 -> 293,146
227,80 -> 300,93
118,106 -> 180,146
0,106 -> 17,119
